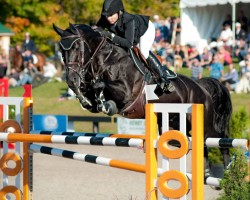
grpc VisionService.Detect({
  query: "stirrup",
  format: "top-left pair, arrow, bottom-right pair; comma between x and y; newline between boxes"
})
154,81 -> 175,96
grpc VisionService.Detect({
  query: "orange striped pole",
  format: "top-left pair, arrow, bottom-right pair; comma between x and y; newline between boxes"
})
3,133 -> 57,143
192,104 -> 204,200
23,97 -> 33,200
109,160 -> 145,173
145,104 -> 158,200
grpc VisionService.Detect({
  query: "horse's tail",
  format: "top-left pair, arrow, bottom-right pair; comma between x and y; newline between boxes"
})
197,77 -> 232,137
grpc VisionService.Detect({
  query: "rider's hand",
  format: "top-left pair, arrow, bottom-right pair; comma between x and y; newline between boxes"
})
102,30 -> 115,41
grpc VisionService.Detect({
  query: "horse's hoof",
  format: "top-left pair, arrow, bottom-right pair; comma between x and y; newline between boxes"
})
103,100 -> 117,116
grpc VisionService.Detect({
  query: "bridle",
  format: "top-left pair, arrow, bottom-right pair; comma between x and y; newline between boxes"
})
60,28 -> 107,84
59,25 -> 115,110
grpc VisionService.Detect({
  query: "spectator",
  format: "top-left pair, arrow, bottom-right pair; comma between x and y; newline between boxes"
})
174,45 -> 186,70
235,59 -> 250,93
218,23 -> 233,48
237,10 -> 248,33
234,39 -> 248,62
22,32 -> 37,53
43,59 -> 57,79
217,46 -> 232,66
154,28 -> 163,43
164,17 -> 171,30
16,68 -> 33,87
235,22 -> 246,45
187,46 -> 201,67
174,45 -> 185,60
200,46 -> 213,68
190,58 -> 203,80
159,20 -> 169,41
239,52 -> 250,76
222,14 -> 232,29
153,15 -> 161,29
209,55 -> 224,80
208,41 -> 218,56
172,17 -> 181,45
221,64 -> 239,91
161,40 -> 174,66
7,68 -> 20,87
58,88 -> 75,101
17,60 -> 48,87
23,50 -> 34,68
0,50 -> 9,78
165,60 -> 175,73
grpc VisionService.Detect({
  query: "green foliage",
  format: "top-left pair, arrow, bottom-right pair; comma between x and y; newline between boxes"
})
208,148 -> 223,164
209,107 -> 249,164
217,149 -> 250,200
229,107 -> 249,139
1,0 -> 181,56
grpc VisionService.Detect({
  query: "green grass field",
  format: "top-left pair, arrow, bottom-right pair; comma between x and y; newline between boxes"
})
8,66 -> 250,133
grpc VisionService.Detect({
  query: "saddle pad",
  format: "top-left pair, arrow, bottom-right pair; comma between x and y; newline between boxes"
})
32,54 -> 38,64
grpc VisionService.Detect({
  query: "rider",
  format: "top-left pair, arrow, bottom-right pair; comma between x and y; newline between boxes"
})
22,32 -> 37,53
96,0 -> 175,94
22,32 -> 37,67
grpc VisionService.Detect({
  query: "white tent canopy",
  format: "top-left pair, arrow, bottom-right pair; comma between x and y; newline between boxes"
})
180,0 -> 250,52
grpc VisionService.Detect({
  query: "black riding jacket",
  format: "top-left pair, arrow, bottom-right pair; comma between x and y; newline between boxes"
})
97,11 -> 149,49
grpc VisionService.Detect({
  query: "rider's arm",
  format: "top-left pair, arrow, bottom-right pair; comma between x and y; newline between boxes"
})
112,20 -> 135,49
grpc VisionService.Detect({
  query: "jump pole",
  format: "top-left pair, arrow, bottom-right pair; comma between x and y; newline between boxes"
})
23,97 -> 33,200
145,104 -> 158,200
192,104 -> 204,200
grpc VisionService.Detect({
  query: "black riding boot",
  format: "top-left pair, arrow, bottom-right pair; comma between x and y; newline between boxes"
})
146,52 -> 175,96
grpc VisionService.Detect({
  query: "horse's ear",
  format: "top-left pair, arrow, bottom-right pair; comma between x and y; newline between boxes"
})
69,23 -> 76,31
53,24 -> 64,36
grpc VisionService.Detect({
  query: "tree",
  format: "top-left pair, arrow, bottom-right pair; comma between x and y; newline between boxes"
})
1,0 -> 181,56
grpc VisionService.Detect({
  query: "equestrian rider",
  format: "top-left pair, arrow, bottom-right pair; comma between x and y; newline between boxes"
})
96,0 -> 174,94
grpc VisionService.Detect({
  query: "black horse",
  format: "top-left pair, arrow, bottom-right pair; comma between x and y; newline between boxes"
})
53,24 -> 232,175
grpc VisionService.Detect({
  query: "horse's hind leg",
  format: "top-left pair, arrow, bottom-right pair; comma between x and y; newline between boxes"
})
204,147 -> 211,177
157,113 -> 162,135
220,148 -> 230,168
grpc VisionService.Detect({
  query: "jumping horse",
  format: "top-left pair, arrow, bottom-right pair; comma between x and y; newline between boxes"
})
53,23 -> 232,175
9,46 -> 46,72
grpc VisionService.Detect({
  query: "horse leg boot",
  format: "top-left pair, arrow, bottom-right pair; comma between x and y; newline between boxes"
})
146,52 -> 175,96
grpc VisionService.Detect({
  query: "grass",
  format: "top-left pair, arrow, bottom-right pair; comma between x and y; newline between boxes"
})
8,66 -> 250,133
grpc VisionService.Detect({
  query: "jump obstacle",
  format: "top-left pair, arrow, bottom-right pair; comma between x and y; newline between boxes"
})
0,96 -> 249,200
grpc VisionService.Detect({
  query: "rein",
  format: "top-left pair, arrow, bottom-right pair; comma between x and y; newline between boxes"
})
61,30 -> 107,82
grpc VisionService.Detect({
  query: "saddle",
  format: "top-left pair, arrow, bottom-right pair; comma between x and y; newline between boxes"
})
129,47 -> 177,82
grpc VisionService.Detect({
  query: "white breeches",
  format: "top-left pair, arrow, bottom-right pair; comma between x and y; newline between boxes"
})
138,20 -> 155,59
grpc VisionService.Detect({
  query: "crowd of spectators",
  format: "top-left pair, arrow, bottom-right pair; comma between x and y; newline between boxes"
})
1,13 -> 250,94
151,13 -> 250,94
0,32 -> 58,88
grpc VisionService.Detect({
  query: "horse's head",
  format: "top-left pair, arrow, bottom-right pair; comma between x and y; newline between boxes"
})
9,47 -> 23,72
53,23 -> 104,111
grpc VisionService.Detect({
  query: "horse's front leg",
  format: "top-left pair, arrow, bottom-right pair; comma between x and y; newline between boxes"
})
93,80 -> 118,116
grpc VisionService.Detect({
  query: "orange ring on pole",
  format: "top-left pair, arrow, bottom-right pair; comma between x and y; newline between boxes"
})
0,153 -> 23,176
0,119 -> 22,133
158,170 -> 189,199
158,130 -> 188,159
0,186 -> 22,200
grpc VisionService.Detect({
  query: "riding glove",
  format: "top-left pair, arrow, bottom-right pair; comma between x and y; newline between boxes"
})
102,30 -> 115,41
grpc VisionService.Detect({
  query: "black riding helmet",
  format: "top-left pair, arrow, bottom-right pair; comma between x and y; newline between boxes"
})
101,0 -> 124,17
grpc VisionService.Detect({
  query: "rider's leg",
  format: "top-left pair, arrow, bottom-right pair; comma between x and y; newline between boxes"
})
139,20 -> 174,95
146,52 -> 175,94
